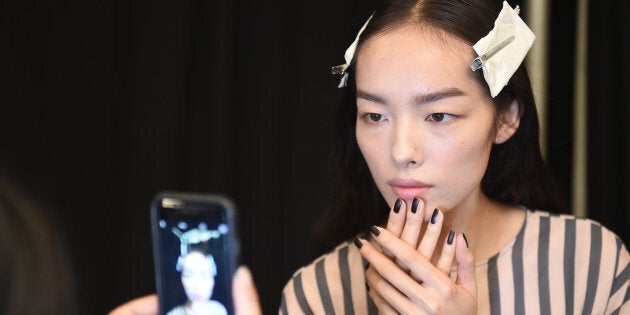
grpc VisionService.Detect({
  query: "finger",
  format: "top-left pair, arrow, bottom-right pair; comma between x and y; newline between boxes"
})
385,198 -> 406,237
367,281 -> 397,315
366,227 -> 450,287
455,233 -> 477,298
232,266 -> 263,315
108,295 -> 158,315
365,260 -> 416,314
399,197 -> 425,248
435,230 -> 457,275
417,208 -> 443,259
382,199 -> 406,259
356,237 -> 438,309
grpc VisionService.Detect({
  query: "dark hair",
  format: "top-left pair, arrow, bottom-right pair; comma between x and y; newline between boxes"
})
310,0 -> 567,257
0,176 -> 77,315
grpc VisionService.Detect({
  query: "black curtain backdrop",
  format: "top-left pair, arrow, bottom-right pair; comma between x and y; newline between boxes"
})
585,0 -> 630,247
1,1 -> 627,314
547,0 -> 630,244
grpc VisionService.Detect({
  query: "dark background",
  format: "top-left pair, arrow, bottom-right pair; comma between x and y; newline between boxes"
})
1,0 -> 628,314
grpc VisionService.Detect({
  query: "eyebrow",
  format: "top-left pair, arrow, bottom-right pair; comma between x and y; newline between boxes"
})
356,87 -> 465,106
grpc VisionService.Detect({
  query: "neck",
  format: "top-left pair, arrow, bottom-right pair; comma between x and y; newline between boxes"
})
440,190 -> 525,261
187,300 -> 211,312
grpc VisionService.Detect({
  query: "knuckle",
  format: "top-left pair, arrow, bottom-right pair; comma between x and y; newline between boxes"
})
397,248 -> 419,265
424,298 -> 440,313
406,212 -> 424,223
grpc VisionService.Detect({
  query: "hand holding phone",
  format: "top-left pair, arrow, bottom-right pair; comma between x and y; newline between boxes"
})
109,266 -> 262,315
151,192 -> 240,315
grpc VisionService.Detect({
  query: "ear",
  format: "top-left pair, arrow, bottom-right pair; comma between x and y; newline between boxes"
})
494,99 -> 521,144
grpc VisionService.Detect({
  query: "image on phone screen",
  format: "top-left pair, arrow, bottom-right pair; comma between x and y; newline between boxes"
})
154,198 -> 235,315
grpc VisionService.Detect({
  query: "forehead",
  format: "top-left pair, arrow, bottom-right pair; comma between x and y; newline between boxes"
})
183,252 -> 210,269
355,26 -> 482,95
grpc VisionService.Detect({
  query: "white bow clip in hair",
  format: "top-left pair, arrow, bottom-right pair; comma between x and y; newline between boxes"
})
470,1 -> 535,97
332,14 -> 374,88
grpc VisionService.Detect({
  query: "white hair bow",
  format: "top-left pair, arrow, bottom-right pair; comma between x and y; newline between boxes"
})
470,1 -> 536,97
332,14 -> 373,88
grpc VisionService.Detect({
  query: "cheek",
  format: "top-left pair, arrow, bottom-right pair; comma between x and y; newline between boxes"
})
437,136 -> 492,187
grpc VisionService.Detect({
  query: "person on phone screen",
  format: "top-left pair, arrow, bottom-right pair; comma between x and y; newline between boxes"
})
167,251 -> 227,315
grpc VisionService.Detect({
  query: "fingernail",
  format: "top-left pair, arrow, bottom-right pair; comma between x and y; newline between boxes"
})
234,265 -> 253,285
411,198 -> 420,213
369,226 -> 380,237
447,230 -> 455,245
394,199 -> 403,213
463,233 -> 469,248
354,238 -> 363,249
430,208 -> 439,224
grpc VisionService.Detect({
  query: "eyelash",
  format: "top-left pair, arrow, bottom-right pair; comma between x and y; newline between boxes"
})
426,113 -> 455,123
361,112 -> 456,124
362,113 -> 386,123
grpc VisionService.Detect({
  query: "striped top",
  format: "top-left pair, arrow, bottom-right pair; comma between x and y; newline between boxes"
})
280,210 -> 630,314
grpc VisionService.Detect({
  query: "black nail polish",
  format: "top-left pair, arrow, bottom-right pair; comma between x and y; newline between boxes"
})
411,198 -> 420,213
447,231 -> 455,245
431,208 -> 439,224
463,233 -> 469,248
354,238 -> 363,249
369,226 -> 380,237
394,199 -> 402,213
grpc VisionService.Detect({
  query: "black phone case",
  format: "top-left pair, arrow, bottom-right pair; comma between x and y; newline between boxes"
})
151,192 -> 240,315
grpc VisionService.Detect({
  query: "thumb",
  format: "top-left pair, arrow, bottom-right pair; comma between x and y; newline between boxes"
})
108,294 -> 158,315
455,233 -> 477,298
232,266 -> 263,315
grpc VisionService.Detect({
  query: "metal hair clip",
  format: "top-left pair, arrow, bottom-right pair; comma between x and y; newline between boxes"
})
333,13 -> 374,88
331,64 -> 347,75
470,1 -> 535,97
469,35 -> 515,72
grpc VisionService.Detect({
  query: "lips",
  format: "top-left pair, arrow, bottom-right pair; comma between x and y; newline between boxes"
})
388,178 -> 433,200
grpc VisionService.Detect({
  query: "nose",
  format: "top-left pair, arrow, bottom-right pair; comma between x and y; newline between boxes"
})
391,120 -> 423,169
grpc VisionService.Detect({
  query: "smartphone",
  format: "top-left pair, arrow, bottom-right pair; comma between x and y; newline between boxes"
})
151,192 -> 240,315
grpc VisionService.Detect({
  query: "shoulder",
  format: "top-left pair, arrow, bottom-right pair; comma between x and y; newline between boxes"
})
279,240 -> 370,314
524,210 -> 630,311
525,210 -> 626,250
281,240 -> 364,297
209,300 -> 228,315
165,305 -> 186,315
523,210 -> 628,263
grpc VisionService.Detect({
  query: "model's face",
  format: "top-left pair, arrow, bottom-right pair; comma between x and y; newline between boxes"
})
181,252 -> 215,302
355,26 -> 498,215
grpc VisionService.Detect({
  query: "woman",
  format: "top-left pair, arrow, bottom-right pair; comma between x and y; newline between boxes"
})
280,0 -> 630,313
167,251 -> 227,315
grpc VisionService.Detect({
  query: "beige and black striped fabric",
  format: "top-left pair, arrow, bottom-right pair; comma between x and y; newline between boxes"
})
280,210 -> 630,314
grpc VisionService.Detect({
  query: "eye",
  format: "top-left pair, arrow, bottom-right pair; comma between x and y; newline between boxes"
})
426,113 -> 454,123
361,113 -> 386,123
368,113 -> 383,122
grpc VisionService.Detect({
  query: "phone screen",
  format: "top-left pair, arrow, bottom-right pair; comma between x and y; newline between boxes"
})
152,194 -> 238,315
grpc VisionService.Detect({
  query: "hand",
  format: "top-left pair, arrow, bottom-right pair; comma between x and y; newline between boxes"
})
355,198 -> 477,314
108,295 -> 157,315
232,266 -> 263,315
108,266 -> 262,315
